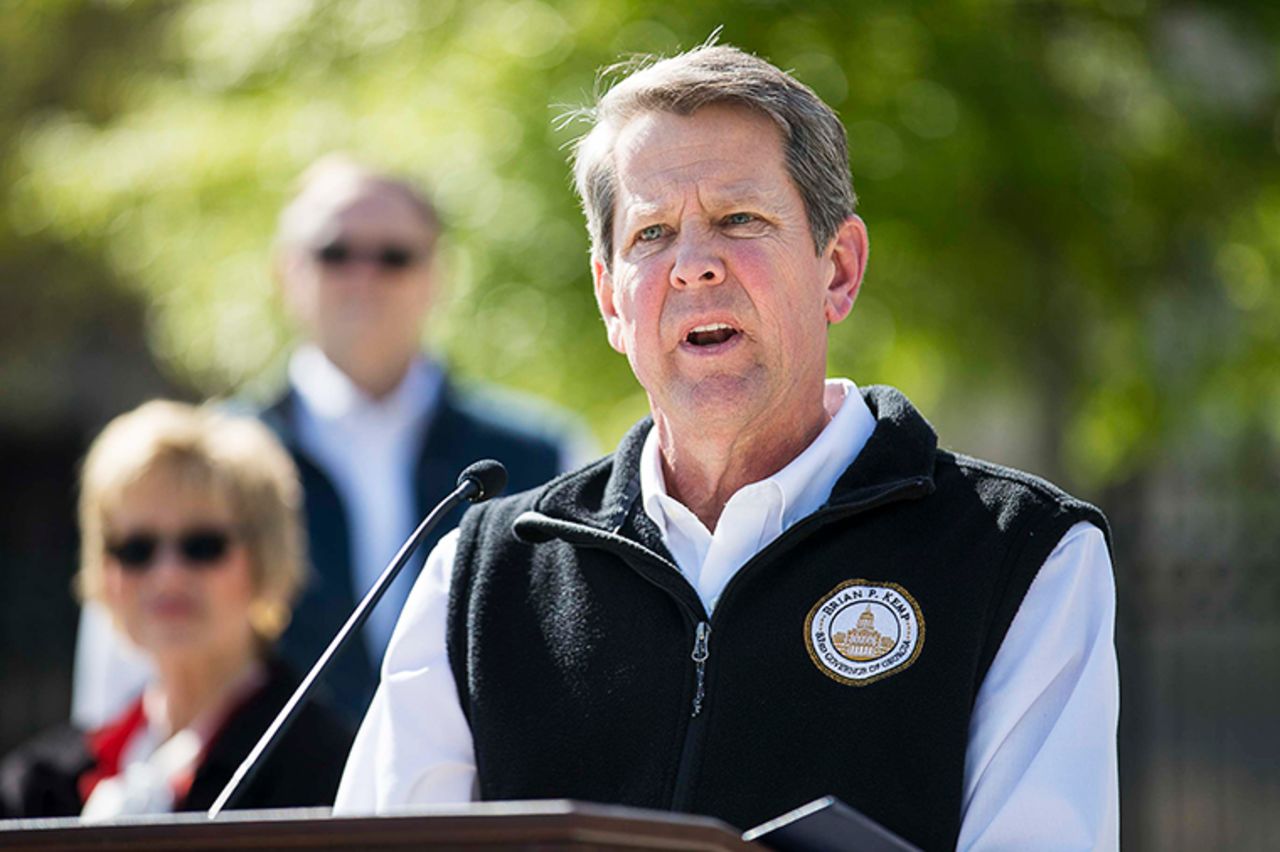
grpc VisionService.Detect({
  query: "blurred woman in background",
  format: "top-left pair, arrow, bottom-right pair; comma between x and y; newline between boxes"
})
0,401 -> 352,819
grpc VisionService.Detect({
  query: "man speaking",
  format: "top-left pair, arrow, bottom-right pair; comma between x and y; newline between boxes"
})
336,42 -> 1118,852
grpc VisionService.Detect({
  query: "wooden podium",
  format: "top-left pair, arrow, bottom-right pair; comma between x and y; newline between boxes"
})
0,800 -> 763,851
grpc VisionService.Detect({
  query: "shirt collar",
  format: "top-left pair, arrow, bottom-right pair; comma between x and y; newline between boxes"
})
287,344 -> 441,427
639,378 -> 878,537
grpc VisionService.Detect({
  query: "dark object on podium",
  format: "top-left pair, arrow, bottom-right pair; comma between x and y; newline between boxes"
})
0,800 -> 757,850
742,796 -> 922,852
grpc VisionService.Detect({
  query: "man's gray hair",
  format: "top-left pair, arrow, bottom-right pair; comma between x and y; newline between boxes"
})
569,43 -> 857,268
275,154 -> 440,252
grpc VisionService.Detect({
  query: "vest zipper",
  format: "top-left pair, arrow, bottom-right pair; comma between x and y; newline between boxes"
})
671,619 -> 712,811
690,621 -> 711,717
513,475 -> 930,814
515,514 -> 715,807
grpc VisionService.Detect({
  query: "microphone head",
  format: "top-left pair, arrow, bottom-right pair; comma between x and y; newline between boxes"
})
458,460 -> 508,503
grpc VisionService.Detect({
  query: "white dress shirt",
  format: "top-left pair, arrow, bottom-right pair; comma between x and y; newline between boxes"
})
289,345 -> 443,667
335,380 -> 1119,851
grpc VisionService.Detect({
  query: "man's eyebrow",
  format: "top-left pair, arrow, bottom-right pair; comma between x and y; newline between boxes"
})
619,183 -> 782,223
615,197 -> 672,228
620,200 -> 666,218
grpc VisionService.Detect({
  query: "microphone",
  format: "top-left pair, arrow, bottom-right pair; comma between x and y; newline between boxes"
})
458,459 -> 507,503
207,460 -> 508,819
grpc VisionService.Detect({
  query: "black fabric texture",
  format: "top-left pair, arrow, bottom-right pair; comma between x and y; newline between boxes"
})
0,659 -> 354,818
446,385 -> 1110,852
0,726 -> 89,819
260,376 -> 564,724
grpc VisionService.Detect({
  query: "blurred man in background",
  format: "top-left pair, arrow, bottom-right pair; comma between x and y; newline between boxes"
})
74,156 -> 591,726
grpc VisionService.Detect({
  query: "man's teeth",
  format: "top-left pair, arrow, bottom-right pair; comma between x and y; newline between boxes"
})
686,323 -> 738,345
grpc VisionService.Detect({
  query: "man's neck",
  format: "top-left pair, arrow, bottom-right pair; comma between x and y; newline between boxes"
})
324,348 -> 413,401
654,399 -> 831,532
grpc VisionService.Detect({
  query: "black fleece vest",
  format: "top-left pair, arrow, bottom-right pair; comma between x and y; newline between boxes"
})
447,386 -> 1109,852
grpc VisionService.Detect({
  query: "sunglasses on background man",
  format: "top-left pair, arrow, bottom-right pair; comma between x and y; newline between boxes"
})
312,239 -> 425,271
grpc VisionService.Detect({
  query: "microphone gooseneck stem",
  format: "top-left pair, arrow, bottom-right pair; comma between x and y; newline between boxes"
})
207,476 -> 479,819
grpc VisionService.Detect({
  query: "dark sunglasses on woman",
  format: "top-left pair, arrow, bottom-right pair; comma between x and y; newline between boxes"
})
106,529 -> 235,572
313,240 -> 421,271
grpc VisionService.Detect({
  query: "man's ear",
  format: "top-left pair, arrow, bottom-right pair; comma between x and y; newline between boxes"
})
592,256 -> 627,354
274,249 -> 298,307
823,215 -> 869,325
274,248 -> 312,322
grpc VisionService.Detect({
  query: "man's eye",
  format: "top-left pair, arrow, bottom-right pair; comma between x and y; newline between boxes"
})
637,224 -> 665,242
724,212 -> 755,226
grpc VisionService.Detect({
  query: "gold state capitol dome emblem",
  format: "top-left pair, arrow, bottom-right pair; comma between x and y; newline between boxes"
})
805,580 -> 925,685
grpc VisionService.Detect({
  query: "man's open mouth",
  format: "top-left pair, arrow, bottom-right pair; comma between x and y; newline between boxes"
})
685,323 -> 739,346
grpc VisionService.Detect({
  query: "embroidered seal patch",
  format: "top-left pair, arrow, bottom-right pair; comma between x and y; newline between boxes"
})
805,580 -> 925,686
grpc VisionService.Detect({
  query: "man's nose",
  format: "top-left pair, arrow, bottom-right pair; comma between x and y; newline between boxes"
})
670,232 -> 726,289
337,257 -> 385,282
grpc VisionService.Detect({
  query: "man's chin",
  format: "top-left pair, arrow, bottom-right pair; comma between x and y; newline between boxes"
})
654,376 -> 768,430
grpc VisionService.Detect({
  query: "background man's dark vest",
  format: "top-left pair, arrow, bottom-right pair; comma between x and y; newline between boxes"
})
259,379 -> 565,724
447,386 -> 1109,852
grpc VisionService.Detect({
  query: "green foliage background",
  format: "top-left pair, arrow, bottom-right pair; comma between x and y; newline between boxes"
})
2,0 -> 1278,490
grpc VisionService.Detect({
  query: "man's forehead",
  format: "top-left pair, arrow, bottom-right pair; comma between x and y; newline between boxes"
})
613,105 -> 782,162
291,182 -> 432,243
610,107 -> 790,211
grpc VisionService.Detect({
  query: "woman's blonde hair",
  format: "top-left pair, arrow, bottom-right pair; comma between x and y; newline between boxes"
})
77,400 -> 305,641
